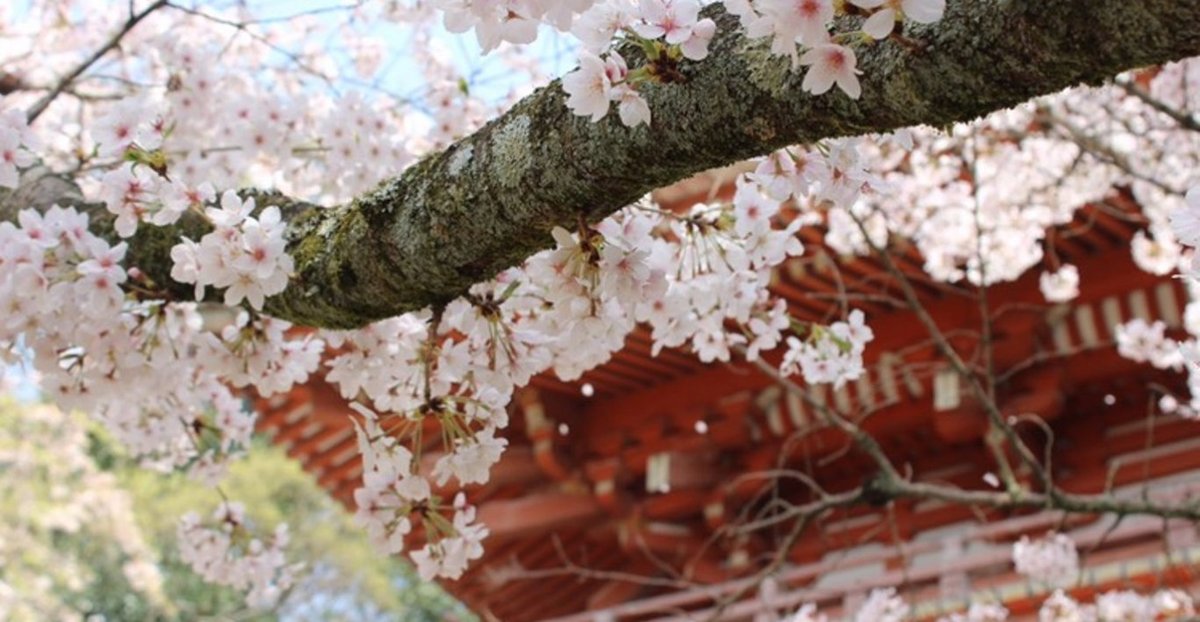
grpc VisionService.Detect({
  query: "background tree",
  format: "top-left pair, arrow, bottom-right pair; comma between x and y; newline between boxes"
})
0,396 -> 469,621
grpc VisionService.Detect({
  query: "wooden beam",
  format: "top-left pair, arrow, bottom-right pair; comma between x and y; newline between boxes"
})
478,492 -> 606,540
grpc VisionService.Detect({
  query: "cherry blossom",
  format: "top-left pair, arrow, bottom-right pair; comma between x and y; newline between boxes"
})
99,164 -> 160,237
92,98 -> 162,157
563,50 -> 653,127
633,0 -> 716,60
574,3 -> 633,53
1093,590 -> 1155,621
614,83 -> 654,127
633,0 -> 703,45
799,43 -> 862,99
1169,187 -> 1200,246
177,501 -> 297,608
743,0 -> 835,61
853,587 -> 909,622
1039,264 -> 1080,303
1116,319 -> 1182,370
938,603 -> 1009,622
169,191 -> 294,310
780,310 -> 875,386
563,52 -> 616,122
1154,589 -> 1196,618
1038,590 -> 1087,622
1012,532 -> 1079,588
1131,228 -> 1180,275
0,109 -> 36,188
853,0 -> 946,39
784,603 -> 826,622
560,0 -> 946,124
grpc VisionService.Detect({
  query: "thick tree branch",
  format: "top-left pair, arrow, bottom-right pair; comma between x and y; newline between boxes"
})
7,0 -> 1200,328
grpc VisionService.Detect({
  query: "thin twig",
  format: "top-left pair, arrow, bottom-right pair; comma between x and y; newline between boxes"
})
26,0 -> 168,124
1117,77 -> 1200,134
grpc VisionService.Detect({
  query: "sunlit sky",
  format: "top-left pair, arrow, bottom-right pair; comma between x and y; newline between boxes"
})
10,0 -> 577,108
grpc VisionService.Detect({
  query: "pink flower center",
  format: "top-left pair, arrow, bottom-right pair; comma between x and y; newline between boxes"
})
825,48 -> 846,70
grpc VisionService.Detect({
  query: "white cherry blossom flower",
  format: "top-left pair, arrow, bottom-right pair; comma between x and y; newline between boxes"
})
1013,532 -> 1079,588
1039,264 -> 1080,302
854,588 -> 909,622
1170,186 -> 1200,247
615,85 -> 652,127
563,52 -> 614,121
0,123 -> 35,189
799,43 -> 862,99
1038,589 -> 1088,622
853,0 -> 946,39
633,0 -> 702,44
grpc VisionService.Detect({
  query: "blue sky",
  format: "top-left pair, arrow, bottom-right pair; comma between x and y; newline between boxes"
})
10,0 -> 577,109
188,0 -> 576,107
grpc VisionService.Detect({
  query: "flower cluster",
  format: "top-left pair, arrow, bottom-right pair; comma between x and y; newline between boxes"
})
1012,532 -> 1080,588
0,204 -> 304,477
88,96 -> 217,238
853,587 -> 910,622
523,214 -> 664,376
563,51 -> 652,127
563,0 -> 715,126
937,603 -> 1008,622
1035,588 -> 1195,621
1131,228 -> 1181,275
177,502 -> 297,609
200,312 -> 324,398
349,404 -> 489,580
1115,319 -> 1182,370
170,190 -> 294,309
1162,185 -> 1200,417
453,0 -> 946,121
780,309 -> 875,387
92,97 -> 165,158
409,493 -> 488,581
0,133 -> 312,605
318,148 -> 846,580
784,603 -> 826,622
728,0 -> 944,98
1037,590 -> 1088,622
431,0 -> 595,51
784,587 -> 1195,621
943,588 -> 1194,621
634,184 -> 808,363
1039,264 -> 1080,303
632,0 -> 717,60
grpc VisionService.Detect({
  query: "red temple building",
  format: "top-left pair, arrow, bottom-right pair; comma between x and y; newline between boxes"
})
255,170 -> 1200,621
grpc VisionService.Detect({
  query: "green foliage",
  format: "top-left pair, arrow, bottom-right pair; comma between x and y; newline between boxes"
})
0,399 -> 172,621
0,397 -> 473,622
115,437 -> 472,621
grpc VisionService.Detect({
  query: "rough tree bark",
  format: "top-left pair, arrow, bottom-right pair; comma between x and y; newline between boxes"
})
5,0 -> 1200,328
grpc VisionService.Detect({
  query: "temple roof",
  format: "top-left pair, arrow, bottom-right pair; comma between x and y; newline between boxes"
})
256,178 -> 1200,621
